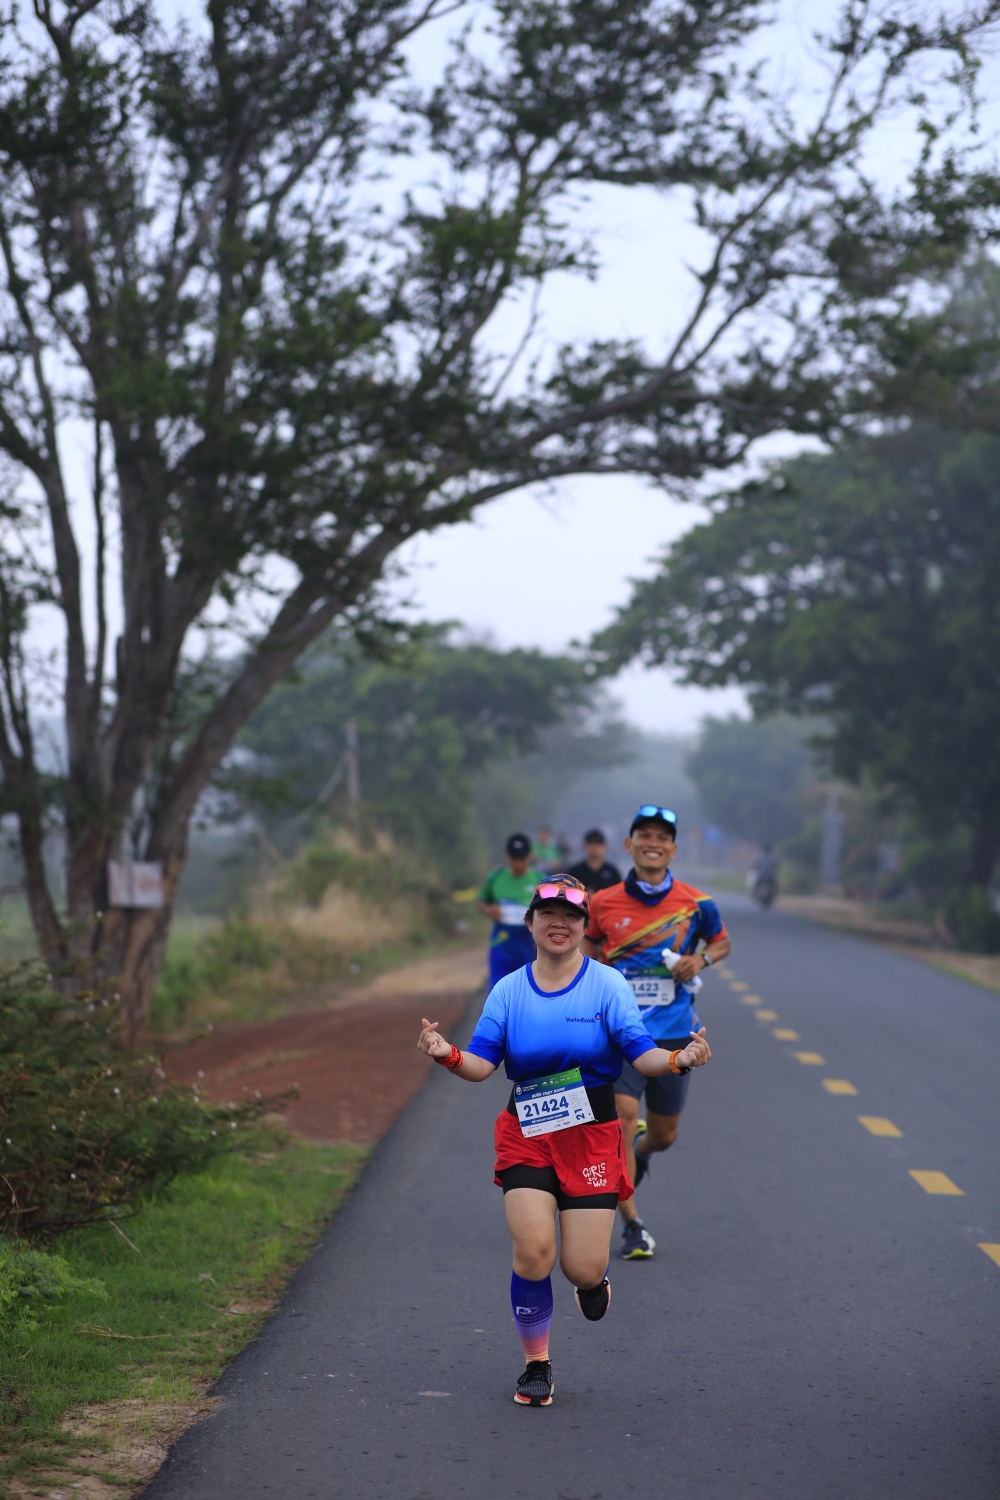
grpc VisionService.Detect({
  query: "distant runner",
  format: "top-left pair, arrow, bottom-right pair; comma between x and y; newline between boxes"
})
568,828 -> 622,895
584,805 -> 731,1261
477,833 -> 539,988
418,873 -> 711,1407
533,825 -> 561,874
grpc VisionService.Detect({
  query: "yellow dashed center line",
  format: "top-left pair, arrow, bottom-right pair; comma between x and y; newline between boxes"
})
773,1028 -> 799,1041
793,1051 -> 825,1065
718,969 -> 735,979
730,981 -> 749,991
979,1244 -> 1000,1269
742,994 -> 763,1005
823,1079 -> 858,1095
756,1009 -> 778,1021
858,1116 -> 903,1138
909,1170 -> 964,1196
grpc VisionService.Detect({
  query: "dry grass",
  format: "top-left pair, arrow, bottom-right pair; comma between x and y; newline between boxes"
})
254,883 -> 420,948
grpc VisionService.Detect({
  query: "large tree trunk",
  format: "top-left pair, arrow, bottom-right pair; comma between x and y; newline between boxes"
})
84,850 -> 185,1046
98,904 -> 177,1047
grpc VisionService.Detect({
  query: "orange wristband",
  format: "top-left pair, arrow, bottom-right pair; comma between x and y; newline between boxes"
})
437,1044 -> 464,1071
667,1049 -> 691,1076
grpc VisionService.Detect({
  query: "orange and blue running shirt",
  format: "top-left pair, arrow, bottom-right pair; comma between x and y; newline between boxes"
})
585,871 -> 727,1042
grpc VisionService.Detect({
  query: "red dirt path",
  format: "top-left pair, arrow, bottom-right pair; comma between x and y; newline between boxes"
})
165,948 -> 487,1143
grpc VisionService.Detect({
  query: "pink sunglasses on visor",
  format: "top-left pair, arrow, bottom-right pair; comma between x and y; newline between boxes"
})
533,881 -> 587,906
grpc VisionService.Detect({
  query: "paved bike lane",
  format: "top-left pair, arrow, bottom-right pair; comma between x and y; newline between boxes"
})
143,901 -> 1000,1498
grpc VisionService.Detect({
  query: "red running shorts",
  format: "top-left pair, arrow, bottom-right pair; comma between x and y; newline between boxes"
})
493,1109 -> 634,1206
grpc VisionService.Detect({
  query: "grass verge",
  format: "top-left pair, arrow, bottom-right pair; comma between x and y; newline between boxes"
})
0,1123 -> 368,1497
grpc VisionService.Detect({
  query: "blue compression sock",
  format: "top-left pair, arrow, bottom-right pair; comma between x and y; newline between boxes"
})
510,1271 -> 553,1362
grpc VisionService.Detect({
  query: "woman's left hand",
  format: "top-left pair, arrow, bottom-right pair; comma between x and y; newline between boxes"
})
675,1026 -> 711,1069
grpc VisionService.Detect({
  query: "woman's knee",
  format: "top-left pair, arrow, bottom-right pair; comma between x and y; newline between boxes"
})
514,1246 -> 556,1279
560,1247 -> 608,1289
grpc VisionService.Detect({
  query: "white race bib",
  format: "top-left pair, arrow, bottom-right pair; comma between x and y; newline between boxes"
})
514,1067 -> 596,1138
498,901 -> 528,925
628,975 -> 676,1009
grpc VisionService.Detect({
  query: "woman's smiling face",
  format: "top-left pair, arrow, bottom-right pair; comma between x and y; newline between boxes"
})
528,901 -> 587,956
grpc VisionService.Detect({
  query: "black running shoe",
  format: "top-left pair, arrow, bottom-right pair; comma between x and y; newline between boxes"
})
574,1277 -> 611,1322
514,1359 -> 554,1406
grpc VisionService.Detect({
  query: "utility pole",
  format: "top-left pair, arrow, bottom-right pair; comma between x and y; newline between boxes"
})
820,786 -> 843,891
344,719 -> 360,832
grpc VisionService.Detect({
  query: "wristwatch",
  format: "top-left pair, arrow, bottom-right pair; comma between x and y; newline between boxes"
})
701,950 -> 712,967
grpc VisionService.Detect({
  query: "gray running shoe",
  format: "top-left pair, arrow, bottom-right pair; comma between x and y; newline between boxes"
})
620,1219 -> 656,1259
514,1359 -> 554,1406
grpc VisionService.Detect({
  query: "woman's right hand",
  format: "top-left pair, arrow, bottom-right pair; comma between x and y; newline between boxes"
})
418,1017 -> 453,1059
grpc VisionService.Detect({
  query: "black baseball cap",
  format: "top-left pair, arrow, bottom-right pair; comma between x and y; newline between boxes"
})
505,832 -> 532,858
583,828 -> 606,844
629,804 -> 678,836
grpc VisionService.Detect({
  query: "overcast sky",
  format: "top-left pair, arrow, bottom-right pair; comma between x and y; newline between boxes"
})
381,0 -> 1000,733
22,0 -> 1000,737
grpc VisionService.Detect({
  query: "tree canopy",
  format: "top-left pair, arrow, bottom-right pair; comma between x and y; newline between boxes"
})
229,630 -> 606,879
1,0 -> 999,1030
685,716 -> 817,847
592,420 -> 1000,886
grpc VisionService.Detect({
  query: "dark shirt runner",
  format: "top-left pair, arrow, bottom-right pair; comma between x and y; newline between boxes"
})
568,858 -> 622,894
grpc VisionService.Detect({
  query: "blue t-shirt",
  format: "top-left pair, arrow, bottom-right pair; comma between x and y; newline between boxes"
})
467,957 -> 657,1087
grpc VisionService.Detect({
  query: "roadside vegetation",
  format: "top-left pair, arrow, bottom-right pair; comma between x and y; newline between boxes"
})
1,1121 -> 366,1495
0,957 -> 367,1491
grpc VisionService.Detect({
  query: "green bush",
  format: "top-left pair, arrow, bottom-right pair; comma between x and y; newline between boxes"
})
282,839 -> 448,910
153,916 -> 279,1029
942,886 -> 1000,953
1,961 -> 282,1240
0,1242 -> 106,1329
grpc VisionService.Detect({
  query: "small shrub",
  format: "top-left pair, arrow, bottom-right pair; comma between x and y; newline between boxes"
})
1,961 -> 285,1240
0,1242 -> 106,1329
153,917 -> 278,1028
941,886 -> 1000,954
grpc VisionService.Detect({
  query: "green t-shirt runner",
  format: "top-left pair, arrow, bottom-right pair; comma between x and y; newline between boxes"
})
477,833 -> 540,987
477,865 -> 540,926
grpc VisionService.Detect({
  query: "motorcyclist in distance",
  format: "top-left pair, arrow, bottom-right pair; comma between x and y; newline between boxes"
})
752,844 -> 780,909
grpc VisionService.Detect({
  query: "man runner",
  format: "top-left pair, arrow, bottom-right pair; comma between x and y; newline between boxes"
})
583,805 -> 730,1260
477,833 -> 539,989
568,828 -> 621,894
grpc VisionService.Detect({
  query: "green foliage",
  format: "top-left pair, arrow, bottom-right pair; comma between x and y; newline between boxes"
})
0,963 -> 277,1240
0,0 -> 993,1020
0,1243 -> 106,1329
282,840 -> 446,910
942,887 -> 1000,954
0,1128 -> 366,1471
685,716 -> 818,846
593,418 -> 1000,887
152,917 -> 279,1030
231,631 -> 606,880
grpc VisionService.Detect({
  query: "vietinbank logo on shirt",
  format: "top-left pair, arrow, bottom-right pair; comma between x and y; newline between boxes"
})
565,1013 -> 600,1022
582,1161 -> 608,1188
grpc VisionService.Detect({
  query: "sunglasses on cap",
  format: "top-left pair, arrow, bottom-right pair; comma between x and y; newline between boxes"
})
631,805 -> 678,826
528,876 -> 590,913
535,881 -> 587,907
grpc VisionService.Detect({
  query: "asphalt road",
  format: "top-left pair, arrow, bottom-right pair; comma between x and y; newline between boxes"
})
143,898 -> 1000,1498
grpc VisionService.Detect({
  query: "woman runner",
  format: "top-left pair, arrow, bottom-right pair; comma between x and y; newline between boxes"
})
417,873 -> 711,1407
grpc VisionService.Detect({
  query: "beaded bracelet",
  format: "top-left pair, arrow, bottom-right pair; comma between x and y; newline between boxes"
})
436,1043 -> 464,1071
